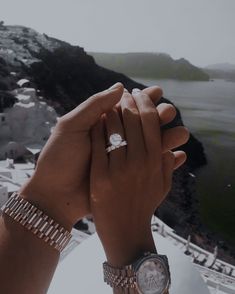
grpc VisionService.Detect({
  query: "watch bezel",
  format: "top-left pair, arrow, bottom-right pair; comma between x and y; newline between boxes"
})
133,254 -> 170,294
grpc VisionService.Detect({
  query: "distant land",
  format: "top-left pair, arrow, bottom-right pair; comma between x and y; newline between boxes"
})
90,52 -> 210,81
204,63 -> 235,82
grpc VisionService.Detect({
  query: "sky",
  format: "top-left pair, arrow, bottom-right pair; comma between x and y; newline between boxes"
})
0,0 -> 235,67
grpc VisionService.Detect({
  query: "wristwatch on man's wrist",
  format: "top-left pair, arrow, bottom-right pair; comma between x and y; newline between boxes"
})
0,192 -> 72,252
103,252 -> 171,294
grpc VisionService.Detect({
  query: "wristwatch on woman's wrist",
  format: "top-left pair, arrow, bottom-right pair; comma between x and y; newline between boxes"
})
103,252 -> 171,294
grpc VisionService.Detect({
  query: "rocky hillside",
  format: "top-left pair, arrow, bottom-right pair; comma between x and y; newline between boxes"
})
3,23 -> 233,261
90,52 -> 210,81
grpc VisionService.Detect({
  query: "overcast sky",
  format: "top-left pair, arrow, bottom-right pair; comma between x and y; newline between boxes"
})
1,0 -> 234,67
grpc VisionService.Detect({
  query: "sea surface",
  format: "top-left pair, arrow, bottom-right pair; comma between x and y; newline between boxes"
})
133,78 -> 235,245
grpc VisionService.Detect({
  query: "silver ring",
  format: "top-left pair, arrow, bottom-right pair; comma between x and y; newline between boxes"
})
106,133 -> 127,154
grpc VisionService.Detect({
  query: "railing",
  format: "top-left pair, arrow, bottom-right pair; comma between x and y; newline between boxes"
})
151,217 -> 235,282
196,264 -> 235,289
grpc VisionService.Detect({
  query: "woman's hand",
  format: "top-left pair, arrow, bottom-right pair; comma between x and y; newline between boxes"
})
90,89 -> 189,266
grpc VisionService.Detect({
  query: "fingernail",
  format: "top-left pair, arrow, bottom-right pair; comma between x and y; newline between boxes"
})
132,88 -> 141,94
108,82 -> 123,90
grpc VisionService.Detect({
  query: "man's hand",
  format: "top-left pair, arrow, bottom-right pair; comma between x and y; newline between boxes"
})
20,83 -> 124,229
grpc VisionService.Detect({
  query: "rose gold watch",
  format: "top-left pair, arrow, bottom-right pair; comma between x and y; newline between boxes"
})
103,252 -> 171,294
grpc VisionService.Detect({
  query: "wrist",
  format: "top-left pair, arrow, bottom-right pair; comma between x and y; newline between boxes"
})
100,225 -> 156,267
19,180 -> 74,231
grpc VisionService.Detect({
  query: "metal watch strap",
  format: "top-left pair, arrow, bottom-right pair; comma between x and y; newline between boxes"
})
103,254 -> 171,292
0,192 -> 72,252
103,262 -> 137,289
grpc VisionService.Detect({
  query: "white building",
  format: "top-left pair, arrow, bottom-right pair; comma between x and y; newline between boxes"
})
0,160 -> 34,193
0,86 -> 58,160
0,184 -> 8,207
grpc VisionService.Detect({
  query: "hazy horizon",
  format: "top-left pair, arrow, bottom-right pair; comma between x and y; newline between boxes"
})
88,52 -> 235,68
1,0 -> 235,67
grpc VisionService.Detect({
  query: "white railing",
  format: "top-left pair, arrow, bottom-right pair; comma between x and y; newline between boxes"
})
151,217 -> 235,282
196,264 -> 235,288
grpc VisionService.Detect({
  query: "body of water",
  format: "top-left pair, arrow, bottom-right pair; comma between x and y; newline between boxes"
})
134,78 -> 235,245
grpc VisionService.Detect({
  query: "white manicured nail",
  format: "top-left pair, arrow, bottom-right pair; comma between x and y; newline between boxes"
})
132,88 -> 141,94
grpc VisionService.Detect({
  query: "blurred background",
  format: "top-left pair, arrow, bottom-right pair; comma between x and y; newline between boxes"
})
0,0 -> 234,274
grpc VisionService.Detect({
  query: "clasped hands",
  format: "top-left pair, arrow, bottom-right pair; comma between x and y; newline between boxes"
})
20,82 -> 189,265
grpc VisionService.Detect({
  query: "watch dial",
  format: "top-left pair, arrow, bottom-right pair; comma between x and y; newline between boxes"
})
136,258 -> 168,294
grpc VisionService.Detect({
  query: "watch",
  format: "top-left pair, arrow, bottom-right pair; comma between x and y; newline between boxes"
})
103,252 -> 171,294
0,192 -> 72,253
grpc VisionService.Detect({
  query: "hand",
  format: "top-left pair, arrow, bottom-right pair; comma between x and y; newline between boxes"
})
90,89 -> 189,266
19,83 -> 124,230
20,84 -> 188,231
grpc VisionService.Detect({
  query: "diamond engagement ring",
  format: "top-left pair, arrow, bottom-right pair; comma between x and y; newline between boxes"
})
106,133 -> 127,153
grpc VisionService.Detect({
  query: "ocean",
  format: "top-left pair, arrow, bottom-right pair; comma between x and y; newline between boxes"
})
133,78 -> 235,245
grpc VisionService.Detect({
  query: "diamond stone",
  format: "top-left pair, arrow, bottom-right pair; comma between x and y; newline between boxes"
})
109,133 -> 122,146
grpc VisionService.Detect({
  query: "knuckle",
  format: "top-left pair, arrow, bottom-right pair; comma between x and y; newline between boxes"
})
168,151 -> 175,161
142,109 -> 158,120
123,107 -> 139,120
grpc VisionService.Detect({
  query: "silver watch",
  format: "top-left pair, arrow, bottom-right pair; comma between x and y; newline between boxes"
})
103,252 -> 171,294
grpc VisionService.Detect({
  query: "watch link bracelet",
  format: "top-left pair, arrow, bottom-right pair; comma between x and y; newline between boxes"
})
0,192 -> 72,253
103,252 -> 171,294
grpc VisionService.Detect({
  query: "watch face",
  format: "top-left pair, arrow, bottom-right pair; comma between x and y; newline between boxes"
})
136,257 -> 169,294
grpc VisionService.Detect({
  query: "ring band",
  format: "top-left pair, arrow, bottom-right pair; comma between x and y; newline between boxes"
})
106,133 -> 127,154
106,141 -> 127,153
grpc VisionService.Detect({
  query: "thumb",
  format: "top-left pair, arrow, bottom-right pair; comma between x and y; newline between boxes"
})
60,83 -> 124,131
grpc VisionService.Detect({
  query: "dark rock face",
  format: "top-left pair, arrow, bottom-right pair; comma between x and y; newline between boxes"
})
28,47 -> 146,114
0,91 -> 18,112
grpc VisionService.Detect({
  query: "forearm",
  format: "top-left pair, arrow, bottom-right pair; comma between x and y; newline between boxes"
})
100,227 -> 157,294
102,225 -> 156,267
0,214 -> 59,294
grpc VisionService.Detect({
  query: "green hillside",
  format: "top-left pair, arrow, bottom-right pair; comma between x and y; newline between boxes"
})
90,52 -> 209,81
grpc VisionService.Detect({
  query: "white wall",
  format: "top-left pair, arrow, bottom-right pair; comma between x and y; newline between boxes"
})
0,87 -> 58,159
0,185 -> 8,207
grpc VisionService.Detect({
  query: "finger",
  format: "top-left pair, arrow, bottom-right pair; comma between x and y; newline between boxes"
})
121,92 -> 146,160
162,150 -> 187,197
162,151 -> 175,197
131,89 -> 161,160
162,126 -> 189,153
91,118 -> 108,175
157,103 -> 176,126
174,151 -> 187,170
116,88 -> 129,109
142,85 -> 163,105
116,86 -> 163,109
105,109 -> 126,169
60,82 -> 124,131
120,100 -> 177,127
